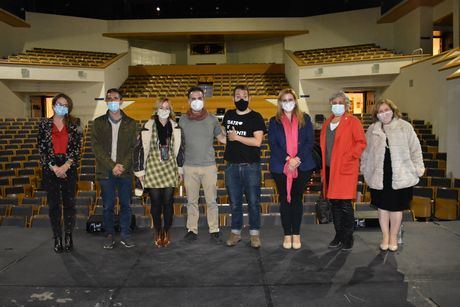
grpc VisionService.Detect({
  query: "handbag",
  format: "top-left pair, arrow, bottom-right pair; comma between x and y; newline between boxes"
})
315,192 -> 331,224
86,214 -> 137,233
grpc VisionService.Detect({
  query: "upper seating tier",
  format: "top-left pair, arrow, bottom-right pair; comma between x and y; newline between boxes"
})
0,48 -> 120,68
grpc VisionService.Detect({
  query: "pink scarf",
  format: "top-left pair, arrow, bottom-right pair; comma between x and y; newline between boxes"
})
281,113 -> 299,203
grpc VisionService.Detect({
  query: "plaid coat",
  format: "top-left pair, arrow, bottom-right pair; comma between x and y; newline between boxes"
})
133,118 -> 184,194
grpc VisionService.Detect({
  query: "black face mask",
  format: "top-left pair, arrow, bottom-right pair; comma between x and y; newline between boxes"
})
235,99 -> 249,111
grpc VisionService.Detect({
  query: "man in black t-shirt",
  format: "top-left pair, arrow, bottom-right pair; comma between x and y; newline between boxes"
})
222,85 -> 267,249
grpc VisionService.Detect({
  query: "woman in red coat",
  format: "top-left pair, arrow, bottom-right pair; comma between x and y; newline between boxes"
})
320,91 -> 366,251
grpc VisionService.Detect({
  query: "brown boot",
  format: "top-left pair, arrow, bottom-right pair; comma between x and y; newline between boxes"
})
154,229 -> 163,247
250,234 -> 261,249
162,229 -> 171,247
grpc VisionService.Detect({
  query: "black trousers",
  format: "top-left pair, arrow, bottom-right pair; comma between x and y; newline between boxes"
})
272,170 -> 312,235
43,156 -> 77,239
326,167 -> 354,244
148,187 -> 174,232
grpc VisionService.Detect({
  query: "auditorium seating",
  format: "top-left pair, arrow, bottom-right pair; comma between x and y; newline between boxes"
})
0,48 -> 119,68
120,73 -> 290,98
292,43 -> 414,66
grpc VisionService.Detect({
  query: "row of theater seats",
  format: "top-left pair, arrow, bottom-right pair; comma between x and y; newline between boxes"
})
293,43 -> 407,65
0,48 -> 119,68
120,73 -> 290,97
0,115 -> 459,229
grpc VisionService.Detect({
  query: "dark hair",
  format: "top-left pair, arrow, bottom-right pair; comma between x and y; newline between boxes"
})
106,88 -> 123,99
233,85 -> 250,98
187,86 -> 204,98
51,93 -> 75,125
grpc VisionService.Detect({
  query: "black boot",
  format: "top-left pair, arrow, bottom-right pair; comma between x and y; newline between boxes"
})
54,237 -> 64,253
341,201 -> 355,251
64,232 -> 73,252
328,202 -> 342,248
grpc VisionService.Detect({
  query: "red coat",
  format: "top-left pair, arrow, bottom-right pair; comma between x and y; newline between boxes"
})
320,113 -> 366,199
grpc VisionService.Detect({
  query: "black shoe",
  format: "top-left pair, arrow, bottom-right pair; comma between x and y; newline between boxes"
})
120,237 -> 136,248
103,234 -> 116,249
210,232 -> 222,244
64,233 -> 73,252
183,231 -> 197,242
328,235 -> 342,248
341,239 -> 354,251
54,237 -> 64,253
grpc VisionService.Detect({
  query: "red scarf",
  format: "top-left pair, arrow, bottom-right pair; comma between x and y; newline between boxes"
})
281,113 -> 299,203
186,108 -> 208,121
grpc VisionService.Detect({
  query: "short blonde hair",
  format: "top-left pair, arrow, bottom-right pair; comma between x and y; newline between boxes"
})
372,99 -> 402,122
152,97 -> 176,121
275,88 -> 305,127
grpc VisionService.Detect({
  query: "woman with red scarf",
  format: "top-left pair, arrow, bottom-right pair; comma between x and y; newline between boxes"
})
268,88 -> 316,249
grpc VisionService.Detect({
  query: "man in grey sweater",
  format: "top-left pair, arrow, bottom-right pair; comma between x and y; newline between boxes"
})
179,86 -> 226,243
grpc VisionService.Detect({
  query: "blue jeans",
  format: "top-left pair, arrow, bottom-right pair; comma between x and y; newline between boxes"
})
100,173 -> 132,239
225,163 -> 261,235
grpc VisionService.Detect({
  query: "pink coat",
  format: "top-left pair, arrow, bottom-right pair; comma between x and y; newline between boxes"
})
320,114 -> 366,199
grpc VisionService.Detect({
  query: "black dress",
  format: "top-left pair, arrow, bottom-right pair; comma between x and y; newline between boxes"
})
369,139 -> 413,212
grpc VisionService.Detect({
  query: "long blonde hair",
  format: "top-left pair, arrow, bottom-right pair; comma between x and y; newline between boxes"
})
152,97 -> 176,121
275,88 -> 305,127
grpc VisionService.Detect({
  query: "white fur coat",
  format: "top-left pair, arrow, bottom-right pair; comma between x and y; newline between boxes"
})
360,118 -> 425,190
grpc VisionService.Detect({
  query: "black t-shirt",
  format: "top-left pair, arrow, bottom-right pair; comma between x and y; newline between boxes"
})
222,109 -> 267,163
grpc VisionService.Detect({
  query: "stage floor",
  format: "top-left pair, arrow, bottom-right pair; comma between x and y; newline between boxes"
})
1,222 -> 460,306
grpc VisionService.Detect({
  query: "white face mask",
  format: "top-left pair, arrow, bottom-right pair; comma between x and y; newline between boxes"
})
377,110 -> 393,124
331,104 -> 345,116
191,99 -> 204,112
157,109 -> 170,119
281,101 -> 295,112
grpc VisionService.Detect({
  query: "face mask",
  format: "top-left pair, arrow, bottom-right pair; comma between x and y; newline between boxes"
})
191,99 -> 204,112
107,101 -> 120,113
282,101 -> 295,112
157,109 -> 170,119
377,110 -> 393,124
234,99 -> 249,112
53,105 -> 68,116
331,104 -> 345,116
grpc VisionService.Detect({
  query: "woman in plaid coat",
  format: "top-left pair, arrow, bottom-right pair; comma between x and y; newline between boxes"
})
134,98 -> 184,247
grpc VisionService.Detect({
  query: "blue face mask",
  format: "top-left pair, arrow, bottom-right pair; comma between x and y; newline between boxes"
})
53,105 -> 68,116
107,101 -> 120,113
331,104 -> 345,116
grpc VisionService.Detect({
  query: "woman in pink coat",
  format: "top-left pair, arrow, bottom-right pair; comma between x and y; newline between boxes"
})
320,91 -> 366,251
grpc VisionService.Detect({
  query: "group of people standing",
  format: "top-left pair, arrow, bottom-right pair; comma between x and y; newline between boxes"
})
38,85 -> 424,254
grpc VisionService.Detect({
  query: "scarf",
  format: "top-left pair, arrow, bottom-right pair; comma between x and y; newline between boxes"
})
281,113 -> 299,203
186,108 -> 208,121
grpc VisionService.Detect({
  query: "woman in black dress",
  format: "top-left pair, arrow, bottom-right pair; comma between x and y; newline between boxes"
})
360,99 -> 424,252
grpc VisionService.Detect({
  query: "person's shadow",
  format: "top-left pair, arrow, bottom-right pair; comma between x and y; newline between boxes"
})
262,245 -> 351,302
335,252 -> 414,306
